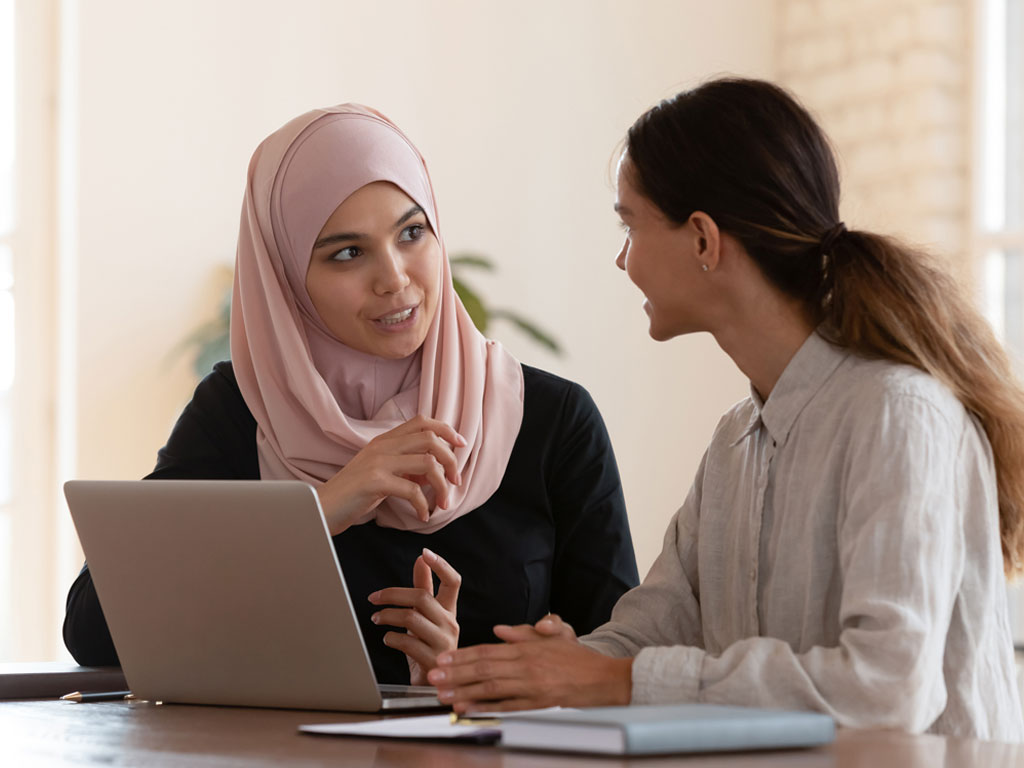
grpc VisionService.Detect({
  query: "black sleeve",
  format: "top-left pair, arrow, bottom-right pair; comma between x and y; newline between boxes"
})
62,362 -> 257,665
62,564 -> 118,666
146,362 -> 259,481
545,379 -> 640,634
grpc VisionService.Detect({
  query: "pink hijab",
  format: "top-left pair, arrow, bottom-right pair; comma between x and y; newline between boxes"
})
230,104 -> 525,533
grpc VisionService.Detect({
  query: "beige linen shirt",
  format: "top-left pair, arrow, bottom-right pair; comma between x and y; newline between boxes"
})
583,332 -> 1024,742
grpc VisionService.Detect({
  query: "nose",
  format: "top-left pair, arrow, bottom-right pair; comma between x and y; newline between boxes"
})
615,239 -> 627,271
374,247 -> 411,295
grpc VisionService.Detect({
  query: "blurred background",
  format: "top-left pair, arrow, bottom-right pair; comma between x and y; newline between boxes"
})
1,0 -> 1021,662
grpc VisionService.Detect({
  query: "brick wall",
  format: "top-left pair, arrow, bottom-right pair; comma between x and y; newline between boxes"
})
776,0 -> 971,276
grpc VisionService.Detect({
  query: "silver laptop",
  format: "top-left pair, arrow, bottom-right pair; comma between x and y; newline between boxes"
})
64,479 -> 443,711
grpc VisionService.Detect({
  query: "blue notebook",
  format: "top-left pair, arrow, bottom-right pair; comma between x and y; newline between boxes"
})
499,703 -> 835,755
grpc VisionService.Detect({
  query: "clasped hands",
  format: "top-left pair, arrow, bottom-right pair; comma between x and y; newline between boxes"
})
427,614 -> 633,712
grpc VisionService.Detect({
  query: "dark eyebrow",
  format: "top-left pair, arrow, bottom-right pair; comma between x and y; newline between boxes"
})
394,205 -> 425,228
313,230 -> 366,249
313,205 -> 426,250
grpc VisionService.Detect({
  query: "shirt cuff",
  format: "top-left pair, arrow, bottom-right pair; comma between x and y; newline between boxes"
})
579,634 -> 633,658
630,645 -> 704,705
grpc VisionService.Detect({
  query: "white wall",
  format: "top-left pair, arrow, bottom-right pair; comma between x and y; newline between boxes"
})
68,0 -> 772,597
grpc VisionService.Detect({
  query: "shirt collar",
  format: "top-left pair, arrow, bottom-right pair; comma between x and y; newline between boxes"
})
731,331 -> 850,448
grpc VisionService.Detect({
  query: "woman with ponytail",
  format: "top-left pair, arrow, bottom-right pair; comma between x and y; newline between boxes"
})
430,78 -> 1024,741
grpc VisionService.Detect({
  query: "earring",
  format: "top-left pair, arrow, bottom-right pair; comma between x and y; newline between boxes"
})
701,264 -> 709,272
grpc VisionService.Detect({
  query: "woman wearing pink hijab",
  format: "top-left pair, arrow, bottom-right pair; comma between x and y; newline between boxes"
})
63,105 -> 639,685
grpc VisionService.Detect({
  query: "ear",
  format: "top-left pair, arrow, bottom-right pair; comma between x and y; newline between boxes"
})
688,211 -> 721,272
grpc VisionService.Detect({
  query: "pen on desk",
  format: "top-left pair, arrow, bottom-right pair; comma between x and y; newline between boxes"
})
449,712 -> 502,727
60,690 -> 134,703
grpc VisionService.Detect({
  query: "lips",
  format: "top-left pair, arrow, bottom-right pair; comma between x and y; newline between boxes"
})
374,303 -> 416,320
378,308 -> 413,324
372,303 -> 420,328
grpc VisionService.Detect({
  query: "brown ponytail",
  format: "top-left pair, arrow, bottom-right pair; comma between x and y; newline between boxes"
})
626,77 -> 1024,575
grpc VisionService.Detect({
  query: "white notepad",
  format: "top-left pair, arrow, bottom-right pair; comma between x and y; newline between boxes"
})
301,714 -> 500,743
300,707 -> 566,744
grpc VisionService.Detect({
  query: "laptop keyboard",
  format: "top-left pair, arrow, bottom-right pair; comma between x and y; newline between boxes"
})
382,689 -> 433,699
379,685 -> 439,699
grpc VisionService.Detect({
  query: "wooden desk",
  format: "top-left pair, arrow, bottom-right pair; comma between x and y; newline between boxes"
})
1,699 -> 1023,767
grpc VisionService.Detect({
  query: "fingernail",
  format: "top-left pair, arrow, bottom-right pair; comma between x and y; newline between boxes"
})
368,591 -> 381,602
457,473 -> 463,486
423,548 -> 437,562
438,689 -> 453,702
382,634 -> 392,646
429,668 -> 447,682
371,612 -> 381,624
455,433 -> 467,447
437,652 -> 452,665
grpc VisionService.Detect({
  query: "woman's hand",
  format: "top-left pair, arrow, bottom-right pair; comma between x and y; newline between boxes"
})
369,548 -> 461,686
317,415 -> 466,535
491,613 -> 579,644
427,616 -> 632,712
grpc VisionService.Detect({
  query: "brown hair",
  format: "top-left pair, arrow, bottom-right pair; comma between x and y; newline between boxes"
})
626,77 -> 1024,575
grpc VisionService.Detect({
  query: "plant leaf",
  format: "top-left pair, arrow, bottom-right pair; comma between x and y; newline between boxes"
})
489,309 -> 562,354
452,276 -> 489,332
193,336 -> 231,379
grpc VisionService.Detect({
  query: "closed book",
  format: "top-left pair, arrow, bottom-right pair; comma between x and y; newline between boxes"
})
499,703 -> 835,755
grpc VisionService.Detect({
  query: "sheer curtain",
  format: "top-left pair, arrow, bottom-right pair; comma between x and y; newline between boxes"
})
0,0 -> 15,661
976,0 -> 1024,649
0,0 -> 66,662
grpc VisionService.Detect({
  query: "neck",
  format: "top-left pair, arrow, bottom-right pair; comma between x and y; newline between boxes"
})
709,284 -> 815,400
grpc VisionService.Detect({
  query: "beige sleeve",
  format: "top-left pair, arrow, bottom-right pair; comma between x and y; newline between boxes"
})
625,395 -> 965,733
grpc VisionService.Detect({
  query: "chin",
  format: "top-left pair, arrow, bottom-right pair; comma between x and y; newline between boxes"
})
647,322 -> 672,342
648,319 -> 687,343
370,342 -> 419,360
374,333 -> 430,360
